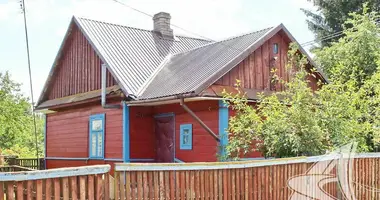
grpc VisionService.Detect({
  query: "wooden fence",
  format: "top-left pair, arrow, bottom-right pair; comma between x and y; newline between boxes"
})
0,164 -> 110,200
114,154 -> 380,200
6,158 -> 45,170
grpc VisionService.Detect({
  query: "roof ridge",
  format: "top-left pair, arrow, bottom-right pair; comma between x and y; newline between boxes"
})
74,16 -> 212,42
171,26 -> 274,57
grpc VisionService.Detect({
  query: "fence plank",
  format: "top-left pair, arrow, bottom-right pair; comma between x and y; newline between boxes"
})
71,176 -> 78,200
143,171 -> 149,200
154,171 -> 159,200
88,175 -> 94,200
79,176 -> 86,200
46,178 -> 52,200
125,172 -> 131,200
96,174 -> 104,200
137,171 -> 143,200
0,182 -> 4,199
7,181 -> 14,200
62,177 -> 69,200
27,180 -> 33,200
16,181 -> 23,200
36,179 -> 43,200
54,178 -> 60,200
104,173 -> 109,200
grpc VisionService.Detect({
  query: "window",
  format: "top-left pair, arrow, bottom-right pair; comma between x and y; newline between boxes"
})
89,114 -> 105,159
180,124 -> 192,150
273,43 -> 279,54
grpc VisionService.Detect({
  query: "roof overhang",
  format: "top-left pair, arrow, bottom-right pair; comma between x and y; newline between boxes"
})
35,85 -> 123,111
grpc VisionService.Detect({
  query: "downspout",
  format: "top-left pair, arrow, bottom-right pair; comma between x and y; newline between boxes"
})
179,98 -> 220,142
101,63 -> 120,109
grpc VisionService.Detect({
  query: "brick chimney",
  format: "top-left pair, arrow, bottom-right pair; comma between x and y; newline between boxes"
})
153,12 -> 174,39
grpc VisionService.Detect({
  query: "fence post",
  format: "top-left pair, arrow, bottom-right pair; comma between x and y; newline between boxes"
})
0,155 -> 4,165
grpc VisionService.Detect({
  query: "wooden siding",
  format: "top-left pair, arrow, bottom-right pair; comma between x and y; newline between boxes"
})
129,107 -> 155,159
153,101 -> 219,162
46,25 -> 117,101
46,102 -> 123,159
214,31 -> 319,91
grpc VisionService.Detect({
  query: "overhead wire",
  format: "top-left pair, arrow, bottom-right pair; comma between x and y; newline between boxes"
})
20,0 -> 40,160
110,0 -> 353,51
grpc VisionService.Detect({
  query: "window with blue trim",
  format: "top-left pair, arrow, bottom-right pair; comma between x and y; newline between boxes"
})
180,124 -> 192,150
89,114 -> 105,159
273,43 -> 279,54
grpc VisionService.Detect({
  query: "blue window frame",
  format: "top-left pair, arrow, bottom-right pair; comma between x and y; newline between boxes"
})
89,114 -> 105,159
180,124 -> 192,150
273,43 -> 279,54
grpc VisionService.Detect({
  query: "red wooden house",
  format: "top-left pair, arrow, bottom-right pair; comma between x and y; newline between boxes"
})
36,12 -> 327,170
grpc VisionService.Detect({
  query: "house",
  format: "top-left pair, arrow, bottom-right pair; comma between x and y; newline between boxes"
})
36,12 -> 327,171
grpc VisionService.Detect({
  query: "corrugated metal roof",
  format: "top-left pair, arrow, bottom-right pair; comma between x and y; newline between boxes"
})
138,27 -> 274,99
74,16 -> 212,95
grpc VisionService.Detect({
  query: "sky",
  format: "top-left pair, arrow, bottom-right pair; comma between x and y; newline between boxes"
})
0,0 -> 316,102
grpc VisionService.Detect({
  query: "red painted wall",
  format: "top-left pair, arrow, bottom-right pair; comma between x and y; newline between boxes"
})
129,106 -> 155,159
46,102 -> 123,161
152,100 -> 220,162
45,24 -> 117,101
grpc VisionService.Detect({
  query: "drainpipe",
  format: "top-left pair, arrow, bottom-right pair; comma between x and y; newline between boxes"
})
101,63 -> 120,109
179,98 -> 220,142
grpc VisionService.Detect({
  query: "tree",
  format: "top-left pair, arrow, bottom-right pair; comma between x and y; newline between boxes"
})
0,71 -> 44,158
314,5 -> 380,84
302,0 -> 380,47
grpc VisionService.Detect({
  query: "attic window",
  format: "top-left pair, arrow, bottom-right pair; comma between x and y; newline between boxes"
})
273,43 -> 279,54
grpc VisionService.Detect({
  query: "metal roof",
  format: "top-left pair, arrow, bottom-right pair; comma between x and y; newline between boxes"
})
75,17 -> 211,95
138,27 -> 275,99
137,24 -> 329,100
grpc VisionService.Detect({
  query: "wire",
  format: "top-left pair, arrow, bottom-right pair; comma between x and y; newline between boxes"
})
300,31 -> 345,46
20,0 -> 40,161
110,0 -> 215,42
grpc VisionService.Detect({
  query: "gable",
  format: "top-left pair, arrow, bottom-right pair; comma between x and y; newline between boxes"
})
43,24 -> 117,102
213,30 -> 322,92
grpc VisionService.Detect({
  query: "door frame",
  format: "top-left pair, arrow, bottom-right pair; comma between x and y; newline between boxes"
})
154,112 -> 176,162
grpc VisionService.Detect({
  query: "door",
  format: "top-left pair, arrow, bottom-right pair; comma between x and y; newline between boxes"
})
155,114 -> 175,163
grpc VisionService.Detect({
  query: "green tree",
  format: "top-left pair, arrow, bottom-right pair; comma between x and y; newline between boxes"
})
314,5 -> 380,84
302,0 -> 380,47
0,71 -> 44,158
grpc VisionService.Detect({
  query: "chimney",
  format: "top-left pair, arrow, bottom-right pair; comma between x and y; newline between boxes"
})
153,12 -> 174,39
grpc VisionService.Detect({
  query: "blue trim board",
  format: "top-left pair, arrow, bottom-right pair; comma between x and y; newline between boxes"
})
218,100 -> 229,159
180,124 -> 192,150
123,102 -> 130,162
89,113 -> 105,159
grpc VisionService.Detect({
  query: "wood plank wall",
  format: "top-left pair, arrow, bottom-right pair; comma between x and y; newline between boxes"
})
214,31 -> 320,91
46,25 -> 117,101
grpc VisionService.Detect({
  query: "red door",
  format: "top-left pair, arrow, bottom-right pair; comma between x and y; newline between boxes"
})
155,115 -> 175,163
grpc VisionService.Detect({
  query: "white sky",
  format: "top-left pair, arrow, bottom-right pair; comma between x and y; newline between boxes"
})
0,0 -> 316,102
